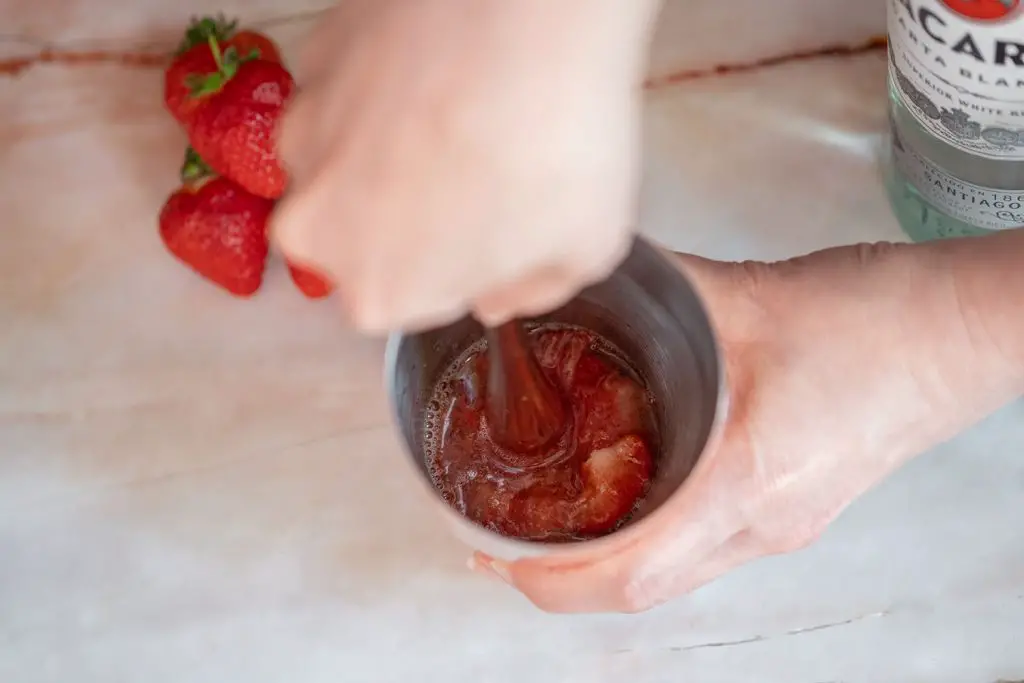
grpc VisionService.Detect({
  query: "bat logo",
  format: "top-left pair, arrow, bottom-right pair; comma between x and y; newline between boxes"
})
940,0 -> 1020,21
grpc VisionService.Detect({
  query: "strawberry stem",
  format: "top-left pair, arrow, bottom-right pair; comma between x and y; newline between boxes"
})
175,14 -> 237,56
187,34 -> 241,97
180,147 -> 214,183
207,33 -> 225,73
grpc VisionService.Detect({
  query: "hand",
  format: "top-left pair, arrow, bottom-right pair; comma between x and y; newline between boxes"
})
472,242 -> 1020,613
272,0 -> 659,331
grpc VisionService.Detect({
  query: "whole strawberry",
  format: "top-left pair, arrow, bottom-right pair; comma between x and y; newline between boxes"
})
287,261 -> 334,299
159,148 -> 272,297
185,36 -> 294,199
164,15 -> 282,124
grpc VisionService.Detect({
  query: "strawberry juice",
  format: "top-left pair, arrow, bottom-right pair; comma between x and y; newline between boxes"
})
424,324 -> 659,542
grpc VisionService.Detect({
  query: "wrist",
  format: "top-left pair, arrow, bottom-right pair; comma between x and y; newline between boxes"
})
867,237 -> 1024,460
924,231 -> 1024,387
800,240 -> 1022,460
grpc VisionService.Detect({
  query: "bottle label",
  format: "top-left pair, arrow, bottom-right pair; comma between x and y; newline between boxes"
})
888,0 -> 1024,160
892,123 -> 1024,229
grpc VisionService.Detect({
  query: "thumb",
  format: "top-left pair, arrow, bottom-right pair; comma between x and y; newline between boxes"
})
661,249 -> 766,327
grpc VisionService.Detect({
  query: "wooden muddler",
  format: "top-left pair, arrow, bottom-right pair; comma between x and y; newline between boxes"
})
484,321 -> 568,456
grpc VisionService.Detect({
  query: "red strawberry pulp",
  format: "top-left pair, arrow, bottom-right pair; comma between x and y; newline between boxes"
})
425,325 -> 658,542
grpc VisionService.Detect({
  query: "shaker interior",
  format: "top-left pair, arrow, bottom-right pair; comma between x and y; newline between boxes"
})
389,240 -> 722,539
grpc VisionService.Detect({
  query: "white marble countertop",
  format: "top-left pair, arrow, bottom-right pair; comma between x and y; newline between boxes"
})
2,1 -> 1022,681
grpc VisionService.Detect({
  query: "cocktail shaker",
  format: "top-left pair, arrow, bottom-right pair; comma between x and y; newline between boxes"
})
384,237 -> 726,560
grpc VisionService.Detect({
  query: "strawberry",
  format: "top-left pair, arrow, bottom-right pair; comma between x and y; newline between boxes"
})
223,29 -> 281,66
576,434 -> 652,536
570,351 -> 611,394
505,434 -> 652,538
164,15 -> 282,124
534,328 -> 590,385
287,261 -> 334,299
158,148 -> 272,297
177,15 -> 282,64
165,46 -> 217,124
184,36 -> 294,199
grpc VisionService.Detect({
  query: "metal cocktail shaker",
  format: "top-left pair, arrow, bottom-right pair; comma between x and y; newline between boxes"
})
384,237 -> 726,560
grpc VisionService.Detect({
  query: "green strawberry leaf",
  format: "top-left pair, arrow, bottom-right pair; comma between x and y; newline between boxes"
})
186,71 -> 224,97
180,146 -> 214,183
186,36 -> 255,97
175,14 -> 237,56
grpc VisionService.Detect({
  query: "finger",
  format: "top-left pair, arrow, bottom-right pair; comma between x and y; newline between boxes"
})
472,264 -> 577,327
494,528 -> 711,614
293,31 -> 335,87
270,179 -> 339,275
471,525 -> 761,615
274,185 -> 474,332
473,236 -> 631,327
472,551 -> 641,614
378,299 -> 475,335
276,82 -> 340,188
470,428 -> 749,614
476,504 -> 726,613
292,5 -> 356,86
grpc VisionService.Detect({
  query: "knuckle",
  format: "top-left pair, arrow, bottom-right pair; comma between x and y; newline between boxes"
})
728,259 -> 775,295
852,240 -> 905,266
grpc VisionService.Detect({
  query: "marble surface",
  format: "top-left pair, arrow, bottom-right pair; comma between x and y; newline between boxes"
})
2,1 -> 1023,682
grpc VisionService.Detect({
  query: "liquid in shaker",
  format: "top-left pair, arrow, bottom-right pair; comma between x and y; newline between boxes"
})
423,324 -> 659,542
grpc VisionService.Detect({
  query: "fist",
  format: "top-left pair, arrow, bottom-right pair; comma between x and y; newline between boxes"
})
273,0 -> 656,331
